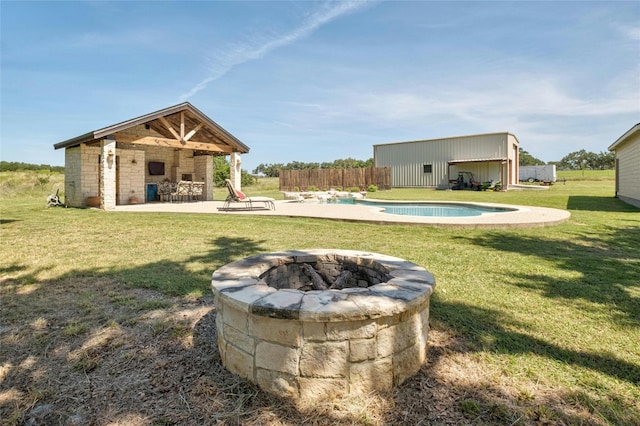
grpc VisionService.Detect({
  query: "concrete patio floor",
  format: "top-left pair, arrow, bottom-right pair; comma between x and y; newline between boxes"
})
115,199 -> 570,229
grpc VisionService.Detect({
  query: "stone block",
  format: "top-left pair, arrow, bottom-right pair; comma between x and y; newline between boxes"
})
249,315 -> 302,347
215,315 -> 224,341
299,292 -> 366,322
376,324 -> 397,358
393,341 -> 425,386
256,368 -> 299,399
217,334 -> 226,364
300,341 -> 348,378
250,289 -> 303,320
255,341 -> 299,375
349,338 -> 377,362
420,306 -> 430,329
225,344 -> 254,381
349,357 -> 393,394
294,255 -> 318,263
222,304 -> 249,332
394,312 -> 421,352
298,377 -> 347,401
224,324 -> 255,355
346,292 -> 404,319
326,319 -> 376,341
419,306 -> 430,347
302,321 -> 326,342
220,285 -> 276,313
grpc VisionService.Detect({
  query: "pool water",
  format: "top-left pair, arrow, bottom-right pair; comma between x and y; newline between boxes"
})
334,199 -> 515,217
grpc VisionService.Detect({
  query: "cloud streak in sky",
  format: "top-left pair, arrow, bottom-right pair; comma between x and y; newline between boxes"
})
180,0 -> 371,100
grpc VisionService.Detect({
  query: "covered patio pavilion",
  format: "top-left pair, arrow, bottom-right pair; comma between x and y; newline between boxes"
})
54,102 -> 249,210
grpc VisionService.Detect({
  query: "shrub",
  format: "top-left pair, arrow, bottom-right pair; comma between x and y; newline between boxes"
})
367,184 -> 378,192
35,176 -> 50,187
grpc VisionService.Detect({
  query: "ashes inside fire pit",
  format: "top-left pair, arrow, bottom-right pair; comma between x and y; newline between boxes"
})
262,254 -> 392,292
211,249 -> 435,401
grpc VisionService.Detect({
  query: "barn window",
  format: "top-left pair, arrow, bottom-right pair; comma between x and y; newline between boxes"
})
423,164 -> 433,173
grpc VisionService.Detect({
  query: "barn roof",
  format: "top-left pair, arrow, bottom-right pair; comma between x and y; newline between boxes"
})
448,157 -> 507,165
54,102 -> 249,154
373,131 -> 519,148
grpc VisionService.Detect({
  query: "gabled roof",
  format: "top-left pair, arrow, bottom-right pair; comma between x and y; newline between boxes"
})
54,102 -> 249,154
609,123 -> 640,151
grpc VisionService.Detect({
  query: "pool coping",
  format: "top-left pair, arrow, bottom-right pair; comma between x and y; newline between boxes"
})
115,199 -> 571,228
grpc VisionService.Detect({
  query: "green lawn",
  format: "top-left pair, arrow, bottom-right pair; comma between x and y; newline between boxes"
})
1,171 -> 638,425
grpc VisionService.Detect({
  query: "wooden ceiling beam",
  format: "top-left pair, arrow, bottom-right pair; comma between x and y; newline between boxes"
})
184,122 -> 205,142
180,112 -> 185,140
158,116 -> 181,141
115,134 -> 228,153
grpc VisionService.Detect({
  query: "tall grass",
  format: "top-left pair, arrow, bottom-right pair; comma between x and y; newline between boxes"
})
0,171 -> 64,198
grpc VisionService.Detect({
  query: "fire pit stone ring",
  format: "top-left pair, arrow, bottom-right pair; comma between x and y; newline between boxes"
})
211,249 -> 435,400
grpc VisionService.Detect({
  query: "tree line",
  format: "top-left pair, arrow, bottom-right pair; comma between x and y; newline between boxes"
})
0,161 -> 65,173
519,148 -> 615,170
252,158 -> 374,178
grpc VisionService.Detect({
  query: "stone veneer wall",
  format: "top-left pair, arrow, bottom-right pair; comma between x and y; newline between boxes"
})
212,250 -> 435,401
63,147 -> 82,207
63,141 -> 216,206
117,149 -> 146,205
194,155 -> 214,201
63,144 -> 101,207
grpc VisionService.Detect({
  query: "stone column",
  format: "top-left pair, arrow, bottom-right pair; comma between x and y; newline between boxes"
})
195,155 -> 214,201
100,137 -> 117,210
230,152 -> 242,191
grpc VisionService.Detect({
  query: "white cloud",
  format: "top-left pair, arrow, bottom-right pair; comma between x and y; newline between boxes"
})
180,0 -> 372,100
335,73 -> 639,128
620,23 -> 640,41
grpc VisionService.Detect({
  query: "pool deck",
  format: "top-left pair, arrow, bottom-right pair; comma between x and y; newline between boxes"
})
115,199 -> 570,228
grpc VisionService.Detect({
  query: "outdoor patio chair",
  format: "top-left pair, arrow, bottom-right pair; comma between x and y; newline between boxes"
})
176,181 -> 191,202
158,181 -> 172,202
191,182 -> 204,201
157,182 -> 180,203
220,179 -> 275,211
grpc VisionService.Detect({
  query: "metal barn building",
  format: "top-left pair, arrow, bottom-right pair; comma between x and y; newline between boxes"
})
373,132 -> 520,189
609,123 -> 640,208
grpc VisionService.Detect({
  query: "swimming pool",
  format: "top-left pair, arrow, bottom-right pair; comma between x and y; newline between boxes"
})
333,199 -> 516,217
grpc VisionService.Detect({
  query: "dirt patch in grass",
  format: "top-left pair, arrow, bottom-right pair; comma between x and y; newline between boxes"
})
1,275 -> 635,425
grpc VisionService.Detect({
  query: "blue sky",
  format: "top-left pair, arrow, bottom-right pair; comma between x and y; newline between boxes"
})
1,1 -> 638,173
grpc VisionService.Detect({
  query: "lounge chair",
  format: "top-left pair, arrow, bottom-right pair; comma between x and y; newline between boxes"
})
220,179 -> 275,211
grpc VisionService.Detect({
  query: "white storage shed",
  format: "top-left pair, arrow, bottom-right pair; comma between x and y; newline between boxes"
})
608,123 -> 640,208
373,132 -> 520,189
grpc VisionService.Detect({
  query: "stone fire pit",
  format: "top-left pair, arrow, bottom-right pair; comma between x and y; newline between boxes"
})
211,249 -> 435,400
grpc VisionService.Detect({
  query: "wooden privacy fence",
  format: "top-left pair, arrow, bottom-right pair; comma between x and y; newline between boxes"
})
279,167 -> 391,191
